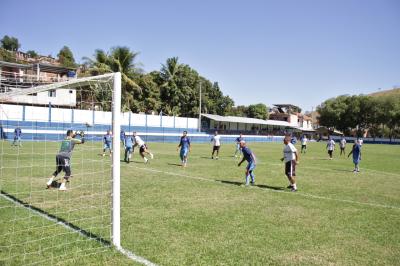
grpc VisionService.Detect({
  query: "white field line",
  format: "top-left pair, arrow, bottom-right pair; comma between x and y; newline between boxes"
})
0,191 -> 158,266
128,164 -> 400,211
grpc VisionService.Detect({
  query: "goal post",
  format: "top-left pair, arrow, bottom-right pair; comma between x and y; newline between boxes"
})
0,72 -> 123,264
112,72 -> 121,248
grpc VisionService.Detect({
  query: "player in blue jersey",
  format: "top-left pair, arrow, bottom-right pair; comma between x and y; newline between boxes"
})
238,141 -> 257,186
120,129 -> 126,148
12,127 -> 22,147
47,130 -> 85,191
234,133 -> 244,158
177,131 -> 191,167
124,134 -> 134,163
348,139 -> 362,173
102,130 -> 113,157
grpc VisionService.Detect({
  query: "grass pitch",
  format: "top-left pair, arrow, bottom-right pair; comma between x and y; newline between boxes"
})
1,140 -> 399,265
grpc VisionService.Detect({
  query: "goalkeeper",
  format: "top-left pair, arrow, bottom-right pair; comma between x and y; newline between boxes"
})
46,129 -> 85,191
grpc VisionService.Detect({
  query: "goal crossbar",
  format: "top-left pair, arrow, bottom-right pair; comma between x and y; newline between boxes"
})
0,73 -> 115,100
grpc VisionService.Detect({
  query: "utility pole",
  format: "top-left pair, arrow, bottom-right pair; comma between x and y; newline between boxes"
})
198,81 -> 202,132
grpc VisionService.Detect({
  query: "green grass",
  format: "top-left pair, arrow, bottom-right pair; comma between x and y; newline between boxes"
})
1,140 -> 400,265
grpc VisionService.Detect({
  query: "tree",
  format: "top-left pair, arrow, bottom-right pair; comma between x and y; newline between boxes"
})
1,35 -> 20,51
317,95 -> 350,132
229,106 -> 249,117
57,46 -> 76,68
83,46 -> 142,111
247,103 -> 269,120
26,50 -> 38,58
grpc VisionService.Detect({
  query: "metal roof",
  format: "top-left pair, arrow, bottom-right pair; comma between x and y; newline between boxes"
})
0,60 -> 31,69
201,113 -> 291,127
34,63 -> 76,74
0,61 -> 76,74
0,73 -> 115,100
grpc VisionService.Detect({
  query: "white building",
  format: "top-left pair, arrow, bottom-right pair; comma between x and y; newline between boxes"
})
0,60 -> 77,107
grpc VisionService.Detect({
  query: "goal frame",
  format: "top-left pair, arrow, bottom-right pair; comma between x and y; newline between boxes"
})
0,72 -> 122,248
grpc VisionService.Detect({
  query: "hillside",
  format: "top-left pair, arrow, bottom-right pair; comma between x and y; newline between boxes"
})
369,87 -> 400,98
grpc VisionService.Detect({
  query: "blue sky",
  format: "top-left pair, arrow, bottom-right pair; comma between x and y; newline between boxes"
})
1,0 -> 399,111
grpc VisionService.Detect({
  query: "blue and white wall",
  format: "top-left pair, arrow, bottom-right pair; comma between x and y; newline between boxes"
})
0,104 -> 286,143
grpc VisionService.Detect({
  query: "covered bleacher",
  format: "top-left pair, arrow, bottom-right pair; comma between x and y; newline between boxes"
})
201,114 -> 293,135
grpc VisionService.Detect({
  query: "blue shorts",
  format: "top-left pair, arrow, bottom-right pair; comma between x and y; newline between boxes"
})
104,142 -> 112,150
180,148 -> 189,160
125,146 -> 133,153
246,161 -> 256,171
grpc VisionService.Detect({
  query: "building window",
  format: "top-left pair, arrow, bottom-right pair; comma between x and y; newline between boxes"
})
48,90 -> 56,97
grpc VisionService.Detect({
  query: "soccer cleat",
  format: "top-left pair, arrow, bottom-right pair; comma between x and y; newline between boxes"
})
144,158 -> 149,164
291,187 -> 297,192
216,156 -> 219,160
59,183 -> 67,191
46,178 -> 54,189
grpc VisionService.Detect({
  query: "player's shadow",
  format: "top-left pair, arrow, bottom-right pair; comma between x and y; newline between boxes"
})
167,163 -> 182,167
216,180 -> 285,191
0,190 -> 111,247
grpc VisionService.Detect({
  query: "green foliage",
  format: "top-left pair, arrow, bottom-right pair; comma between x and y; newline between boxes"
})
1,35 -> 20,51
247,103 -> 269,119
26,50 -> 38,58
57,46 -> 77,68
317,94 -> 400,138
0,47 -> 16,62
0,39 -> 271,118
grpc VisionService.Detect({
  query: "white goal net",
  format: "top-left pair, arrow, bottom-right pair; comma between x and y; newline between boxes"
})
0,72 -> 122,265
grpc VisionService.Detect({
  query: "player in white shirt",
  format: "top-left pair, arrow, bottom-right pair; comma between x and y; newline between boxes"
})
339,136 -> 347,156
133,132 -> 154,163
300,135 -> 308,154
326,137 -> 336,160
281,136 -> 299,192
211,131 -> 221,159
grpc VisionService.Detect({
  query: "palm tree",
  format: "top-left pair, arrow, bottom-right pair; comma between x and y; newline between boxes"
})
159,57 -> 182,115
83,47 -> 143,111
160,57 -> 180,86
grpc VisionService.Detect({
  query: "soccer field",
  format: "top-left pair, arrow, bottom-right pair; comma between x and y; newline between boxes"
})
1,141 -> 400,265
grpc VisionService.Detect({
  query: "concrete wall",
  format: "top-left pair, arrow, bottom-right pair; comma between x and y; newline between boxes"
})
0,104 -> 198,129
